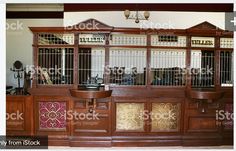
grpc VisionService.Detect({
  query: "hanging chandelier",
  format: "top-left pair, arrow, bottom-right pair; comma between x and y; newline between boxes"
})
124,9 -> 150,23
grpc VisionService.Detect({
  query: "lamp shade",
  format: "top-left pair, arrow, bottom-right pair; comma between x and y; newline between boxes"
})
144,11 -> 150,19
124,10 -> 130,19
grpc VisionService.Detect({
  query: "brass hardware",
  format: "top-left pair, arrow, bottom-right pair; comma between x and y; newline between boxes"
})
86,99 -> 97,112
88,107 -> 93,113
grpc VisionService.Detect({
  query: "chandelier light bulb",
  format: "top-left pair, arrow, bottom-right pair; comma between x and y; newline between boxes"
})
144,11 -> 150,20
124,10 -> 130,19
124,9 -> 150,23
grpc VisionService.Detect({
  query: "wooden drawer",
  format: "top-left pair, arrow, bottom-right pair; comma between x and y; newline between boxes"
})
187,116 -> 218,132
73,98 -> 111,110
71,109 -> 110,136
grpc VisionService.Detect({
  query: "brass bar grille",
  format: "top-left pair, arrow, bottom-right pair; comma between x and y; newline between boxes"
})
220,51 -> 233,87
109,48 -> 146,85
151,35 -> 186,47
78,48 -> 105,85
37,48 -> 74,85
220,38 -> 233,48
110,34 -> 147,46
151,49 -> 186,86
38,33 -> 74,45
191,50 -> 214,88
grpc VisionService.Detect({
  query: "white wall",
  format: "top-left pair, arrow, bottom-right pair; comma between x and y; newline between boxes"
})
64,11 -> 225,29
109,48 -> 146,73
91,47 -> 105,78
6,19 -> 63,87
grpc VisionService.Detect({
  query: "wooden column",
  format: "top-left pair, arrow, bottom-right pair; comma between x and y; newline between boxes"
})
214,33 -> 221,90
104,33 -> 110,84
146,33 -> 151,87
32,33 -> 38,88
73,33 -> 79,88
186,35 -> 191,90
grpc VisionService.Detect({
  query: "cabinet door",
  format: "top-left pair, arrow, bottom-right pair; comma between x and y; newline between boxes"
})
71,98 -> 111,136
6,96 -> 33,135
184,99 -> 220,133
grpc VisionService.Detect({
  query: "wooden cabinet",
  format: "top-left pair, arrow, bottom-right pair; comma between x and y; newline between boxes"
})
6,95 -> 33,136
6,88 -> 233,146
184,100 -> 221,133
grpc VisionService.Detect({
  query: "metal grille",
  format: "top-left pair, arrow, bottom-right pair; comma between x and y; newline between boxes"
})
38,33 -> 74,45
38,48 -> 74,85
109,48 -> 146,85
191,50 -> 214,88
220,51 -> 233,87
110,34 -> 147,46
220,38 -> 233,48
151,35 -> 186,47
151,49 -> 186,86
78,48 -> 105,85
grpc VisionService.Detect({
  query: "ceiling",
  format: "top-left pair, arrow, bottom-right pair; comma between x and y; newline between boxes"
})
6,3 -> 233,19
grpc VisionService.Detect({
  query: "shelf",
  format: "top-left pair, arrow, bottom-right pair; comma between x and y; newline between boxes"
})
186,88 -> 224,103
70,89 -> 112,99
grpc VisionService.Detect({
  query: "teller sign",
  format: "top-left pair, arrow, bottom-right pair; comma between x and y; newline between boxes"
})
191,37 -> 215,48
79,34 -> 105,45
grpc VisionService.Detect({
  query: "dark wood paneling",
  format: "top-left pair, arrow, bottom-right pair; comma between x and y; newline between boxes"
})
187,117 -> 218,132
71,97 -> 112,137
112,135 -> 182,146
6,96 -> 34,136
6,11 -> 64,19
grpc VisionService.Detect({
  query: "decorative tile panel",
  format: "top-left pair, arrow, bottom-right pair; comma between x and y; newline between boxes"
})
151,103 -> 181,131
224,104 -> 233,129
116,103 -> 144,131
39,101 -> 66,130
